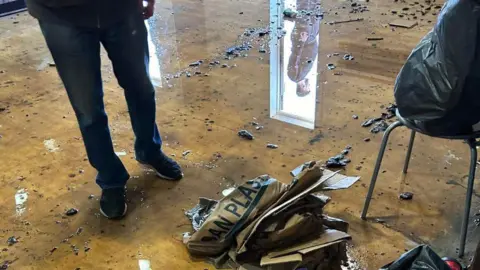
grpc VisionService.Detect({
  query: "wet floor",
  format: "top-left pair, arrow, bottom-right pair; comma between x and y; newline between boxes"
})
1,0 -> 479,268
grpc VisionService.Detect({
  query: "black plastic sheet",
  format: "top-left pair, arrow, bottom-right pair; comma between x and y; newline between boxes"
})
381,245 -> 451,270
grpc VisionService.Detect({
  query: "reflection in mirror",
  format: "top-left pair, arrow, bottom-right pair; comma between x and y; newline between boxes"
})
270,0 -> 322,129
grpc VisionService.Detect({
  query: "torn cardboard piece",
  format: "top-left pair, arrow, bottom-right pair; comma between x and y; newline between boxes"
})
265,229 -> 351,259
185,161 -> 354,268
260,230 -> 350,267
236,164 -> 337,255
290,162 -> 360,190
187,175 -> 287,256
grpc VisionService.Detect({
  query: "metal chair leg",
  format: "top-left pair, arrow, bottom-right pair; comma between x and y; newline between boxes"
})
403,130 -> 416,173
459,138 -> 477,258
361,121 -> 404,219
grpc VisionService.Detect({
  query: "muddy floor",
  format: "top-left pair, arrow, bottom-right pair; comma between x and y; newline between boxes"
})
1,0 -> 480,269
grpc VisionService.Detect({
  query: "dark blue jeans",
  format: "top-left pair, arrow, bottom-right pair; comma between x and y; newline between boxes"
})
39,14 -> 162,189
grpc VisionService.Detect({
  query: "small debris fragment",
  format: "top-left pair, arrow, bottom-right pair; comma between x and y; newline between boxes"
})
327,63 -> 336,70
255,126 -> 264,130
68,173 -> 76,178
266,144 -> 279,149
88,195 -> 94,199
182,150 -> 192,157
283,8 -> 298,18
370,120 -> 389,133
326,154 -> 350,168
361,118 -> 381,127
367,37 -> 384,41
221,64 -> 229,68
399,192 -> 414,200
259,47 -> 267,53
65,208 -> 79,216
328,18 -> 364,25
50,246 -> 58,253
352,115 -> 359,119
364,138 -> 371,142
189,60 -> 202,67
389,19 -> 418,28
308,133 -> 323,145
238,130 -> 254,140
343,54 -> 354,60
7,237 -> 17,246
76,227 -> 83,235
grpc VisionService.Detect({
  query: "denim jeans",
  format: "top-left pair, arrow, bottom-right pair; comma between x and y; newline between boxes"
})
39,14 -> 162,189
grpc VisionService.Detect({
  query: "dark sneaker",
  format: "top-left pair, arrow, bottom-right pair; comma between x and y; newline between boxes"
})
100,187 -> 127,219
137,152 -> 183,181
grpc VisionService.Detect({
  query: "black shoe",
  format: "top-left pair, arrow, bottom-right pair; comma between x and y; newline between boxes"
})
137,152 -> 183,181
100,187 -> 127,219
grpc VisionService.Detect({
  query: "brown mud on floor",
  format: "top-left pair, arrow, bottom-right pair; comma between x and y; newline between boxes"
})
0,0 -> 479,269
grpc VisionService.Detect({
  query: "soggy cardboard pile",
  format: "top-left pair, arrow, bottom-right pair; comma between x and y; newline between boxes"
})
184,161 -> 359,269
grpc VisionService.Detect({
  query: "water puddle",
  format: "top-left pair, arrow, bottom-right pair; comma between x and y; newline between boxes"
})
15,188 -> 28,216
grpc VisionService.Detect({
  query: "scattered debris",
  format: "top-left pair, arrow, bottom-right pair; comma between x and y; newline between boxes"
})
48,62 -> 56,67
364,138 -> 371,142
283,8 -> 298,18
308,133 -> 323,145
238,130 -> 254,140
352,115 -> 359,119
7,237 -> 17,246
266,144 -> 278,149
65,208 -> 79,216
370,120 -> 389,133
76,227 -> 83,235
326,146 -> 352,168
226,44 -> 251,57
327,63 -> 336,70
328,18 -> 364,25
362,118 -> 381,127
389,19 -> 418,28
367,37 -> 384,41
88,195 -> 94,199
399,192 -> 414,200
343,54 -> 354,60
43,139 -> 60,152
361,104 -> 397,133
255,126 -> 264,130
222,187 -> 236,197
15,189 -> 28,216
326,154 -> 351,168
189,60 -> 203,67
182,150 -> 192,157
50,247 -> 58,253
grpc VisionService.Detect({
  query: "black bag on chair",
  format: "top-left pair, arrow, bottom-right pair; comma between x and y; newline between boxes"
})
381,245 -> 451,270
394,0 -> 480,121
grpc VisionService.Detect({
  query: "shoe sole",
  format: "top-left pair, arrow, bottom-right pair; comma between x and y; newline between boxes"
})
100,203 -> 128,219
139,163 -> 184,181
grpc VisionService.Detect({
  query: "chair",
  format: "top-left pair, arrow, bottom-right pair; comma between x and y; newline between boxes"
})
361,110 -> 480,258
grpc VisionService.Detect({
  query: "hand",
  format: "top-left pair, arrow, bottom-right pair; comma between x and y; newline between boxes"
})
140,0 -> 155,19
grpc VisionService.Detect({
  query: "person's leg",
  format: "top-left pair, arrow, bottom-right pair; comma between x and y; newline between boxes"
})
38,21 -> 130,190
100,15 -> 160,161
100,14 -> 183,180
